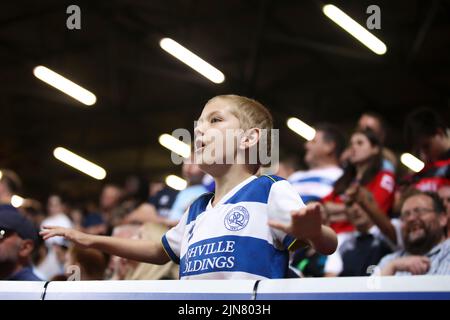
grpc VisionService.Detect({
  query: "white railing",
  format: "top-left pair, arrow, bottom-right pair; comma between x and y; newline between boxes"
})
1,276 -> 449,300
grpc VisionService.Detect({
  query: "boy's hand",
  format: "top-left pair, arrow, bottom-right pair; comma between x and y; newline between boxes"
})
268,202 -> 323,241
40,226 -> 89,248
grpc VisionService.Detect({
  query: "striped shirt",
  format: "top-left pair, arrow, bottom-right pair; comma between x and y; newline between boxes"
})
162,175 -> 305,280
288,166 -> 343,203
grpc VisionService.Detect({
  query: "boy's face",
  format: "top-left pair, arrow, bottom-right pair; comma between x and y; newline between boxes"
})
194,98 -> 242,171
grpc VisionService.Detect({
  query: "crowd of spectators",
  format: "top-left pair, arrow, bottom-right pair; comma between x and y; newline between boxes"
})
1,107 -> 449,281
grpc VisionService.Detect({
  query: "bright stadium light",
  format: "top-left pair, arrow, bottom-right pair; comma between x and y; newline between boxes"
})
11,195 -> 24,208
287,117 -> 316,141
165,175 -> 187,191
159,38 -> 225,84
401,153 -> 425,173
53,147 -> 106,180
159,134 -> 191,158
322,4 -> 387,55
33,66 -> 97,106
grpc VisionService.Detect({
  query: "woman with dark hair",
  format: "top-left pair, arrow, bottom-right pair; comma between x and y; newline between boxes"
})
321,129 -> 399,277
323,128 -> 396,237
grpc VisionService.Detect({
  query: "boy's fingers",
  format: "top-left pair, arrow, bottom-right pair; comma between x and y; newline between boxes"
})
268,220 -> 289,233
39,228 -> 64,239
41,232 -> 52,240
40,231 -> 54,239
41,225 -> 58,230
312,203 -> 321,213
290,210 -> 303,218
291,204 -> 320,218
304,204 -> 321,216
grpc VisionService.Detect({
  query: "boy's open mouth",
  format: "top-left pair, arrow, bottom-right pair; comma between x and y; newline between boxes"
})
195,139 -> 206,152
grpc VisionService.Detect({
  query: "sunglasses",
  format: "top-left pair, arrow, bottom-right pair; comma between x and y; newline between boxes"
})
0,228 -> 16,241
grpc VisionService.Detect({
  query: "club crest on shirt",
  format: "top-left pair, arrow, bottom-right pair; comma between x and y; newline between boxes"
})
224,206 -> 249,231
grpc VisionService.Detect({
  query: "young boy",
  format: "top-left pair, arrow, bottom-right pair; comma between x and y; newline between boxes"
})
41,95 -> 337,280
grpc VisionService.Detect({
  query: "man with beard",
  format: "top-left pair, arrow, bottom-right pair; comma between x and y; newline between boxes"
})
0,205 -> 41,280
379,191 -> 450,275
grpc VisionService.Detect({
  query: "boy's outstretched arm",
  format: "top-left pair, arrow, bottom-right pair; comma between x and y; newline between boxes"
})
269,203 -> 337,255
40,226 -> 170,265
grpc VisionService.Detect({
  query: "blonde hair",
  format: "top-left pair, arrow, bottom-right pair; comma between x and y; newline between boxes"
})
208,94 -> 273,167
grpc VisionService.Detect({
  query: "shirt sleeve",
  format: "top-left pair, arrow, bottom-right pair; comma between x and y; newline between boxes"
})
161,208 -> 189,264
267,180 -> 306,250
377,251 -> 399,271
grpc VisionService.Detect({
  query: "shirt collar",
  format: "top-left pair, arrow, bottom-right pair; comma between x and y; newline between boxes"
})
207,175 -> 257,209
353,225 -> 379,238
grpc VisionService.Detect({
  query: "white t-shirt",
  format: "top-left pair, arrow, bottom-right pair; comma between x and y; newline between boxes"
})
37,213 -> 73,280
162,175 -> 306,280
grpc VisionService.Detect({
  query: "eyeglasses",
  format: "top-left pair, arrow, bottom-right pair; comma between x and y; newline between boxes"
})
401,207 -> 435,220
0,228 -> 15,241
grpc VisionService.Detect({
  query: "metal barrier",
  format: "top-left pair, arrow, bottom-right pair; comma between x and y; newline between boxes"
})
255,276 -> 450,300
0,281 -> 47,300
1,276 -> 449,300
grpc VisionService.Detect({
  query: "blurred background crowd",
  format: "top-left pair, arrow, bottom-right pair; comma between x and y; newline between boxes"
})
1,106 -> 449,281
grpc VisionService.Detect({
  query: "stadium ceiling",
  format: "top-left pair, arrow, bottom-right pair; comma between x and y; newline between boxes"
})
1,0 -> 449,201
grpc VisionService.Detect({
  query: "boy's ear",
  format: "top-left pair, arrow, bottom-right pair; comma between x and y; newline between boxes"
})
239,128 -> 260,150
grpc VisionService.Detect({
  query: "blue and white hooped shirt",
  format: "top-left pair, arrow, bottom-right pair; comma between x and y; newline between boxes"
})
288,166 -> 343,203
161,175 -> 306,280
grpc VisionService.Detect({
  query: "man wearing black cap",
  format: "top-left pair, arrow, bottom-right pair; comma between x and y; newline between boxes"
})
0,206 -> 42,281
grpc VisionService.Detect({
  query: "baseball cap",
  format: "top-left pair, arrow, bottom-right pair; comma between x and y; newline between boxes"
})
0,204 -> 38,242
